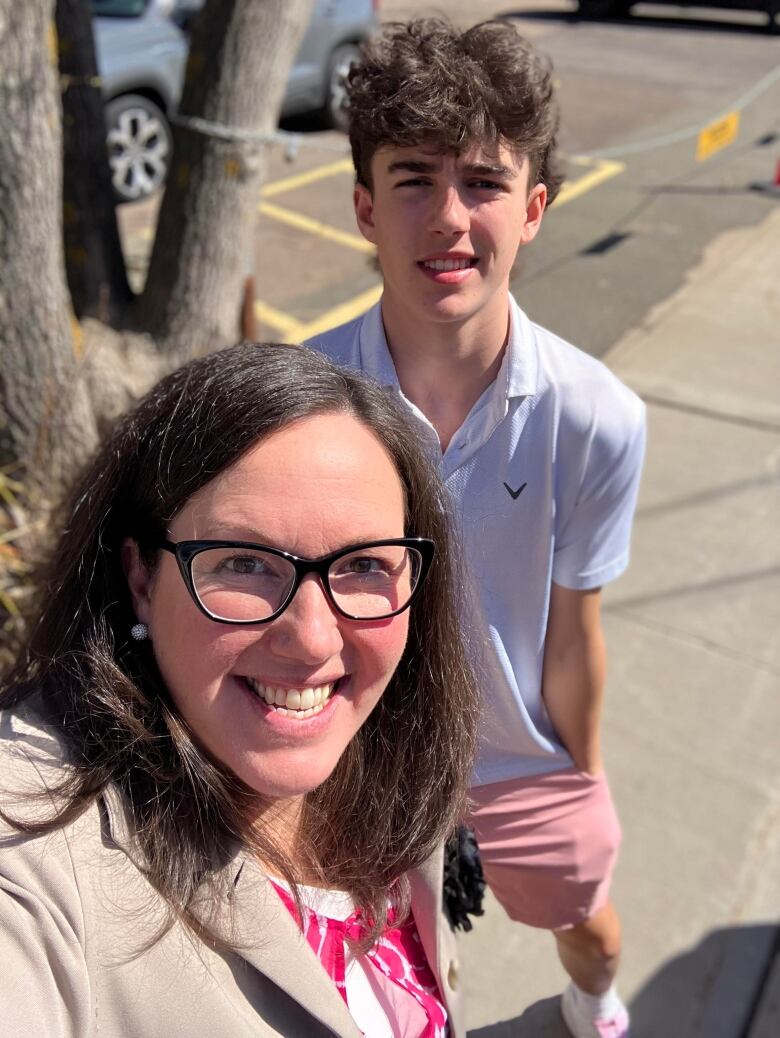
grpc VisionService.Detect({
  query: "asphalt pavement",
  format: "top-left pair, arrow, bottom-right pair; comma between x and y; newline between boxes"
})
457,202 -> 780,1037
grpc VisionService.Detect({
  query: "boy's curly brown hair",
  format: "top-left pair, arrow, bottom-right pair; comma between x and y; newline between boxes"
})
347,18 -> 563,203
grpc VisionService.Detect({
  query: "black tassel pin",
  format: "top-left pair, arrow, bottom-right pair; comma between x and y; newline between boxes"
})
442,824 -> 486,932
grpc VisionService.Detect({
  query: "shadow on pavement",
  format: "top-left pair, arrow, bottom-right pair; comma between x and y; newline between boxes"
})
468,925 -> 779,1037
628,925 -> 779,1038
497,8 -> 774,36
468,996 -> 569,1037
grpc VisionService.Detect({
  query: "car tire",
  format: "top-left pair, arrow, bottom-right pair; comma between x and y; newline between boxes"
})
105,93 -> 173,203
320,43 -> 361,133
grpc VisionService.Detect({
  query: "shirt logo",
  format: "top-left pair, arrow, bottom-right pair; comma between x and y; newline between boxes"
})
503,481 -> 527,500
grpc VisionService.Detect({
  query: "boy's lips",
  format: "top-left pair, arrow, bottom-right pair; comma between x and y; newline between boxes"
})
417,253 -> 478,282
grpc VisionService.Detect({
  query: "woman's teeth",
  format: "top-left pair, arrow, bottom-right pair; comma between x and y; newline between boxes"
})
244,678 -> 335,719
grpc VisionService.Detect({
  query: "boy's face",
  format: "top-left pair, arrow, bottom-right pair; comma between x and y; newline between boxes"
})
354,141 -> 546,332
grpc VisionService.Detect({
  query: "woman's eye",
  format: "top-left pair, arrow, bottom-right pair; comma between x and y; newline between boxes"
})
348,557 -> 379,573
222,555 -> 267,575
339,556 -> 388,576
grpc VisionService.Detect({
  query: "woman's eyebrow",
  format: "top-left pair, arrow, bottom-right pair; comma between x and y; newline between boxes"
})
191,526 -> 274,545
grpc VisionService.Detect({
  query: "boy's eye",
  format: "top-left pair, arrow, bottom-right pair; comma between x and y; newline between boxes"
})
471,179 -> 505,191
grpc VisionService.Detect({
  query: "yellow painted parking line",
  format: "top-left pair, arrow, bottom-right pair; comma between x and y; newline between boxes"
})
262,158 -> 354,198
298,284 -> 383,341
254,283 -> 382,343
253,299 -> 307,340
259,201 -> 374,253
554,157 -> 625,207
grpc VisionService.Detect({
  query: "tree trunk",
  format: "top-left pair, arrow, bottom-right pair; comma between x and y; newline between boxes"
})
56,0 -> 132,323
139,0 -> 315,357
0,0 -> 98,497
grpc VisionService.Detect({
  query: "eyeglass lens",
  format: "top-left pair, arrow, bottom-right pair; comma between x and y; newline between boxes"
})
190,544 -> 422,622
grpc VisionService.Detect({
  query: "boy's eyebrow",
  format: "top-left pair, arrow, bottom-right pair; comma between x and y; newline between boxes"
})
465,162 -> 519,179
385,158 -> 519,179
386,159 -> 440,175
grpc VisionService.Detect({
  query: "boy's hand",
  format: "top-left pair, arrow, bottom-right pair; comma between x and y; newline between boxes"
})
541,584 -> 606,775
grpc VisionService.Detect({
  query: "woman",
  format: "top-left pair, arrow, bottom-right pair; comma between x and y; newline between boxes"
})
0,343 -> 478,1038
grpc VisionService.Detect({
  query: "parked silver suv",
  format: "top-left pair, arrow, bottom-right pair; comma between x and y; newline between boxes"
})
93,0 -> 379,202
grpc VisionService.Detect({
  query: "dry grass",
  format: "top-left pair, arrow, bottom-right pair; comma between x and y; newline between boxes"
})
0,469 -> 45,674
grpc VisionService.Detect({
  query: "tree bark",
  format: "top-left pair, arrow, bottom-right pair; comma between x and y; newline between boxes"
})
0,0 -> 98,497
139,0 -> 315,357
56,0 -> 132,322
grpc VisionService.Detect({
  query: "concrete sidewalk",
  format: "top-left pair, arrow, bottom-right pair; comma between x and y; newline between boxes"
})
458,203 -> 780,1037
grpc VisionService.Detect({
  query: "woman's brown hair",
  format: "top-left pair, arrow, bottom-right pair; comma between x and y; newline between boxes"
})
1,343 -> 478,947
348,18 -> 563,202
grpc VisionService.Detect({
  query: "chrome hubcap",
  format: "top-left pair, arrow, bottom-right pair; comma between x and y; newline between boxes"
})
107,106 -> 170,200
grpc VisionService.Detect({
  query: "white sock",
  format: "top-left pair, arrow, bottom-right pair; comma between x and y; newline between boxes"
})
569,983 -> 625,1021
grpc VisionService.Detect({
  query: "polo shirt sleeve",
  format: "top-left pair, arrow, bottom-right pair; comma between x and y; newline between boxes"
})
552,396 -> 646,590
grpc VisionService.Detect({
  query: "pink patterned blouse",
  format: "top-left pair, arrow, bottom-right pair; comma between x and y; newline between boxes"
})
272,881 -> 449,1037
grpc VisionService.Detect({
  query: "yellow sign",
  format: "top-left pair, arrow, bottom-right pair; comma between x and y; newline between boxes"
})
696,111 -> 740,162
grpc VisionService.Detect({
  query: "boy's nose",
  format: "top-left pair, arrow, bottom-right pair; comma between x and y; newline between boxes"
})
429,186 -> 470,235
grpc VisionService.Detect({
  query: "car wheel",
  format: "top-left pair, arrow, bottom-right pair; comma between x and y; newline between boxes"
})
321,43 -> 361,133
105,94 -> 173,203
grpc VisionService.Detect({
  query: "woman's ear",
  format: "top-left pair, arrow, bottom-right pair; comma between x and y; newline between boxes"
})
122,538 -> 154,625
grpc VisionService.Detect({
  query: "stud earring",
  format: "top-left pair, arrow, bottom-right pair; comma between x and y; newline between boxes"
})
130,622 -> 149,642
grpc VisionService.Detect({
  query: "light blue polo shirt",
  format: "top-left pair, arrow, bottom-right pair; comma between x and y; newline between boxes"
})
309,297 -> 646,785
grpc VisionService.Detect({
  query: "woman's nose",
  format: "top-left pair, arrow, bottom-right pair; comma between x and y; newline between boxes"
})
267,574 -> 344,664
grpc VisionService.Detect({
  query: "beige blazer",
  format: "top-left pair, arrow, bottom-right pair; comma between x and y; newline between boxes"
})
0,707 -> 463,1037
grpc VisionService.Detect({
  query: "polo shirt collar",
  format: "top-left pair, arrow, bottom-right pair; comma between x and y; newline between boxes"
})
358,302 -> 400,389
505,296 -> 539,400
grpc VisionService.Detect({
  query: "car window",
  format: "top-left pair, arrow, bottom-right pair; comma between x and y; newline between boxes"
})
90,1 -> 149,16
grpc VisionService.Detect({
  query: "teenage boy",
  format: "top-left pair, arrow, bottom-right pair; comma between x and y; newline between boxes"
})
309,20 -> 645,1038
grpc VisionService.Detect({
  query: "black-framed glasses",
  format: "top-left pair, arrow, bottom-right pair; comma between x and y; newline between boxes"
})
156,537 -> 435,624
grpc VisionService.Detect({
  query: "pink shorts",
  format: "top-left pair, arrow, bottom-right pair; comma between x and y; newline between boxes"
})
467,767 -> 622,931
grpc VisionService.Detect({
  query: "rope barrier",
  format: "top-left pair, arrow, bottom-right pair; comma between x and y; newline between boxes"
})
170,114 -> 351,161
579,64 -> 780,160
60,74 -> 103,90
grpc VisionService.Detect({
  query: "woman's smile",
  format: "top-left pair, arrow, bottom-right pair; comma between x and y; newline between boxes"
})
243,676 -> 340,718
